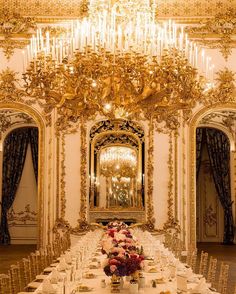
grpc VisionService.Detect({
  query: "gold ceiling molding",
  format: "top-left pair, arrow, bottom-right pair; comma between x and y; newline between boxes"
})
0,10 -> 35,59
0,0 -> 234,18
186,8 -> 236,60
0,10 -> 35,36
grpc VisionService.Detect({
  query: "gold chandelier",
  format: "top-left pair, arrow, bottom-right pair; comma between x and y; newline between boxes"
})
22,0 -> 214,121
100,146 -> 137,178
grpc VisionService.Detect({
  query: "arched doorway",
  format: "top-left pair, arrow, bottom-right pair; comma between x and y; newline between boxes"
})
196,127 -> 230,243
0,125 -> 38,245
189,105 -> 236,247
0,104 -> 45,247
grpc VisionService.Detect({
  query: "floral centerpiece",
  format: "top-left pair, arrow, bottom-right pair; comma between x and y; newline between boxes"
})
101,221 -> 144,279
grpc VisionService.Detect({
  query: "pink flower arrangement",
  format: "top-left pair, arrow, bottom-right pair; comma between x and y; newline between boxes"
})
102,222 -> 145,277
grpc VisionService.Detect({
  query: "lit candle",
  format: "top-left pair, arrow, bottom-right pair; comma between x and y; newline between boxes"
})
201,49 -> 205,73
22,50 -> 25,72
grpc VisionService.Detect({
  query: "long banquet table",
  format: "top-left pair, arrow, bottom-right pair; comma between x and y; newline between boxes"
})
33,229 -> 220,294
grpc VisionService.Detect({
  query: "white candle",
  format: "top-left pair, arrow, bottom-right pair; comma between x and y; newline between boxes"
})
22,50 -> 25,72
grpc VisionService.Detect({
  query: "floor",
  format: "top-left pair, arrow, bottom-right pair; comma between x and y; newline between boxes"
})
0,244 -> 36,274
0,243 -> 235,293
197,242 -> 236,294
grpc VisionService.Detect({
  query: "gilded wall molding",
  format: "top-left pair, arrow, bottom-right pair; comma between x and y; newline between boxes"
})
54,114 -> 80,224
163,131 -> 180,232
7,204 -> 37,225
0,68 -> 25,102
77,117 -> 88,230
60,133 -> 66,219
174,131 -> 178,220
182,119 -> 187,245
146,119 -> 155,230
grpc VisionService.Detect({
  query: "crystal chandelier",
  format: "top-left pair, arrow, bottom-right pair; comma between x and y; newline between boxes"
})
22,0 -> 214,120
100,146 -> 137,178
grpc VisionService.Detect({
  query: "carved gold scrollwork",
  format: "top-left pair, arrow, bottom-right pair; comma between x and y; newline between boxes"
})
7,204 -> 37,225
163,131 -> 180,232
79,117 -> 87,224
186,9 -> 236,60
146,119 -> 155,230
204,68 -> 236,105
0,10 -> 35,59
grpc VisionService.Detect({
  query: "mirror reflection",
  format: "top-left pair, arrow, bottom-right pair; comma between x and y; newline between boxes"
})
89,120 -> 145,211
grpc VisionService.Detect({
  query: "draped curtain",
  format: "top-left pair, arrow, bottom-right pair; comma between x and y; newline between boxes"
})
196,128 -> 203,179
0,127 -> 38,245
205,128 -> 234,244
29,127 -> 38,182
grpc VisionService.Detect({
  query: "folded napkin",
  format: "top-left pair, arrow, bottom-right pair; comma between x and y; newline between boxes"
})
191,277 -> 208,293
64,252 -> 72,264
42,279 -> 56,293
57,258 -> 69,271
50,268 -> 61,284
177,274 -> 187,292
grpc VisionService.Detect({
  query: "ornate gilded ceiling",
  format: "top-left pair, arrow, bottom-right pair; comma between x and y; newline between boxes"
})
0,0 -> 235,18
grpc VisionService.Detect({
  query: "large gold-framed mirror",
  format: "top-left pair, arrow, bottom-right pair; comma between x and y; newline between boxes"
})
89,119 -> 145,223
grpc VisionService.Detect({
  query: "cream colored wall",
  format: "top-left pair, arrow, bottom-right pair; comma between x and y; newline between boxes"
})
152,131 -> 170,228
64,131 -> 82,227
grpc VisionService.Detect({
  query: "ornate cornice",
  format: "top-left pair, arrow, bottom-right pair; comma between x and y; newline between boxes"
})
186,9 -> 236,60
0,10 -> 36,59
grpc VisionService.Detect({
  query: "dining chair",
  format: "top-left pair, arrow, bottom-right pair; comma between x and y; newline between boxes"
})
0,273 -> 12,294
9,263 -> 23,294
206,256 -> 217,286
198,251 -> 208,277
217,262 -> 229,294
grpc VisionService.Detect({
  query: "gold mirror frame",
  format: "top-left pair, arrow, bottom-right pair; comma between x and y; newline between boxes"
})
87,119 -> 146,224
0,102 -> 45,248
189,102 -> 236,247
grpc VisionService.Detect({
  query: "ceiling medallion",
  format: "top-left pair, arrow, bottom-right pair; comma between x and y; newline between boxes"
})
22,0 -> 215,126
